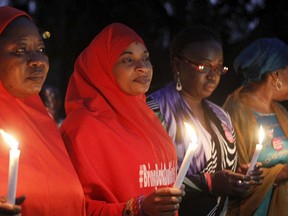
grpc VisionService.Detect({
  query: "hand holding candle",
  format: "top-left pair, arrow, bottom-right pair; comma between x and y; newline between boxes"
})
0,129 -> 20,204
173,122 -> 198,189
246,125 -> 264,175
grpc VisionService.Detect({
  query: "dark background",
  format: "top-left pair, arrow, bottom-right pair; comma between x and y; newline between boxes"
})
4,0 -> 288,117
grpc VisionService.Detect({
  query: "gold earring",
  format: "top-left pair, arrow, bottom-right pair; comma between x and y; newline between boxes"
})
276,78 -> 283,91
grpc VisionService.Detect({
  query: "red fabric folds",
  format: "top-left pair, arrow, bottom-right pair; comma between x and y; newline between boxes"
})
60,23 -> 177,215
0,82 -> 86,215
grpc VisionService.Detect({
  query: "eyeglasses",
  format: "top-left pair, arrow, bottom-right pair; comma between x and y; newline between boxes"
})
178,56 -> 228,75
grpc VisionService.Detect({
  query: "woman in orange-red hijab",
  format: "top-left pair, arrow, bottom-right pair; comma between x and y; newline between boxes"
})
0,6 -> 85,215
60,23 -> 185,215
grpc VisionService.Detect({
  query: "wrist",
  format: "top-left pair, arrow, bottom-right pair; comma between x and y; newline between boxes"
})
123,195 -> 146,216
204,172 -> 212,193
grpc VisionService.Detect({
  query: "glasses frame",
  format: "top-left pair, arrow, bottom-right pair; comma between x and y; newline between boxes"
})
177,56 -> 228,75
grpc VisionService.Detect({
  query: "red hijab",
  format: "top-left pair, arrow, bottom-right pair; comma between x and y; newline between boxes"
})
65,23 -> 175,152
0,6 -> 31,34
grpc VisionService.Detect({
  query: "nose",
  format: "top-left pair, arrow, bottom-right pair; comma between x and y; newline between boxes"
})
135,60 -> 151,73
206,71 -> 219,80
27,52 -> 48,68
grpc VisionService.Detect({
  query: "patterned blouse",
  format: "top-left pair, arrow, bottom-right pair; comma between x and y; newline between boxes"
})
253,112 -> 288,216
147,81 -> 237,216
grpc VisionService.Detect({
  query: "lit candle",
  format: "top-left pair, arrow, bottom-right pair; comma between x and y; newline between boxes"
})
0,129 -> 20,204
173,122 -> 198,189
246,125 -> 264,175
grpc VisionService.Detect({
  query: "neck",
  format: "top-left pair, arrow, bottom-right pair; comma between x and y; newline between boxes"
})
180,90 -> 203,111
180,90 -> 213,131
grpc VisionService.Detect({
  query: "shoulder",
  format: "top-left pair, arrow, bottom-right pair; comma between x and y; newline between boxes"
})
206,100 -> 229,117
222,88 -> 248,113
206,100 -> 233,126
148,82 -> 175,101
60,109 -> 104,140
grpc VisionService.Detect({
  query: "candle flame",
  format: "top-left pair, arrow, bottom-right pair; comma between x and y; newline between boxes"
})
184,122 -> 197,144
0,129 -> 19,149
259,125 -> 264,145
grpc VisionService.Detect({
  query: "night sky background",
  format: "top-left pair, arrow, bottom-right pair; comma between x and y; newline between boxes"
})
6,0 -> 288,117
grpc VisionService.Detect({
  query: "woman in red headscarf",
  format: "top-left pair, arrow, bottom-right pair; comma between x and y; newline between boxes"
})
60,23 -> 185,216
0,6 -> 85,215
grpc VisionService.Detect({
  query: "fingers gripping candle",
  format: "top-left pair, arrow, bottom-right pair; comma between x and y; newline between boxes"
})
246,125 -> 264,175
0,129 -> 20,204
173,122 -> 198,189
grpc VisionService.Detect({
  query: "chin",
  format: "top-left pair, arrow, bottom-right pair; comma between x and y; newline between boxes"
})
33,83 -> 44,91
203,90 -> 214,97
130,89 -> 149,96
135,85 -> 150,94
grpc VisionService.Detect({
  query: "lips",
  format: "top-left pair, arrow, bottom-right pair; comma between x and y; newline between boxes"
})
27,76 -> 45,82
27,68 -> 46,82
27,73 -> 45,82
204,83 -> 217,92
133,76 -> 151,84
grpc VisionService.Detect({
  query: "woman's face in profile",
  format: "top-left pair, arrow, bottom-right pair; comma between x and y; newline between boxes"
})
113,41 -> 153,96
175,40 -> 224,100
0,17 -> 49,98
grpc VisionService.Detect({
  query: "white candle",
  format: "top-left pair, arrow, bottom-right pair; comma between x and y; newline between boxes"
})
0,129 -> 20,204
246,125 -> 264,175
173,122 -> 198,189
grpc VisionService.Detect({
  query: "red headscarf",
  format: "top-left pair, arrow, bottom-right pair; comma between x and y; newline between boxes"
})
61,23 -> 177,214
65,23 -> 175,148
0,6 -> 31,35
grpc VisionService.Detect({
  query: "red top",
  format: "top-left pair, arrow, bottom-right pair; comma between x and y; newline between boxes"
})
0,82 -> 86,215
60,23 -> 177,215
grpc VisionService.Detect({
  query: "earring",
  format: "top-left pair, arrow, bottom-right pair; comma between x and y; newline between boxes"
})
276,78 -> 283,91
176,71 -> 182,91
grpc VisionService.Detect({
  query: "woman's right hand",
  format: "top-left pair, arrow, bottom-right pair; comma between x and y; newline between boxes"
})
0,195 -> 25,216
141,186 -> 185,216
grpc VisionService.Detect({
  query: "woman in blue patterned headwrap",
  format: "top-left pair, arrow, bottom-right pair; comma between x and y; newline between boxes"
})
223,37 -> 288,215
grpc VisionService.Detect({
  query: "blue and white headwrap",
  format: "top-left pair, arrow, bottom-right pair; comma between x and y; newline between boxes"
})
233,37 -> 288,85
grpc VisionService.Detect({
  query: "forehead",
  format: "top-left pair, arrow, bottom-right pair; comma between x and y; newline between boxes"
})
122,41 -> 147,53
182,40 -> 223,60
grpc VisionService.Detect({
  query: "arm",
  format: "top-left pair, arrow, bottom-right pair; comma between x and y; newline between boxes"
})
61,121 -> 126,215
186,171 -> 250,197
61,113 -> 184,216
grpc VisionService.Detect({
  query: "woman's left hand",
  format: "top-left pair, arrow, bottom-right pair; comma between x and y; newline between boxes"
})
211,170 -> 251,197
238,162 -> 264,185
